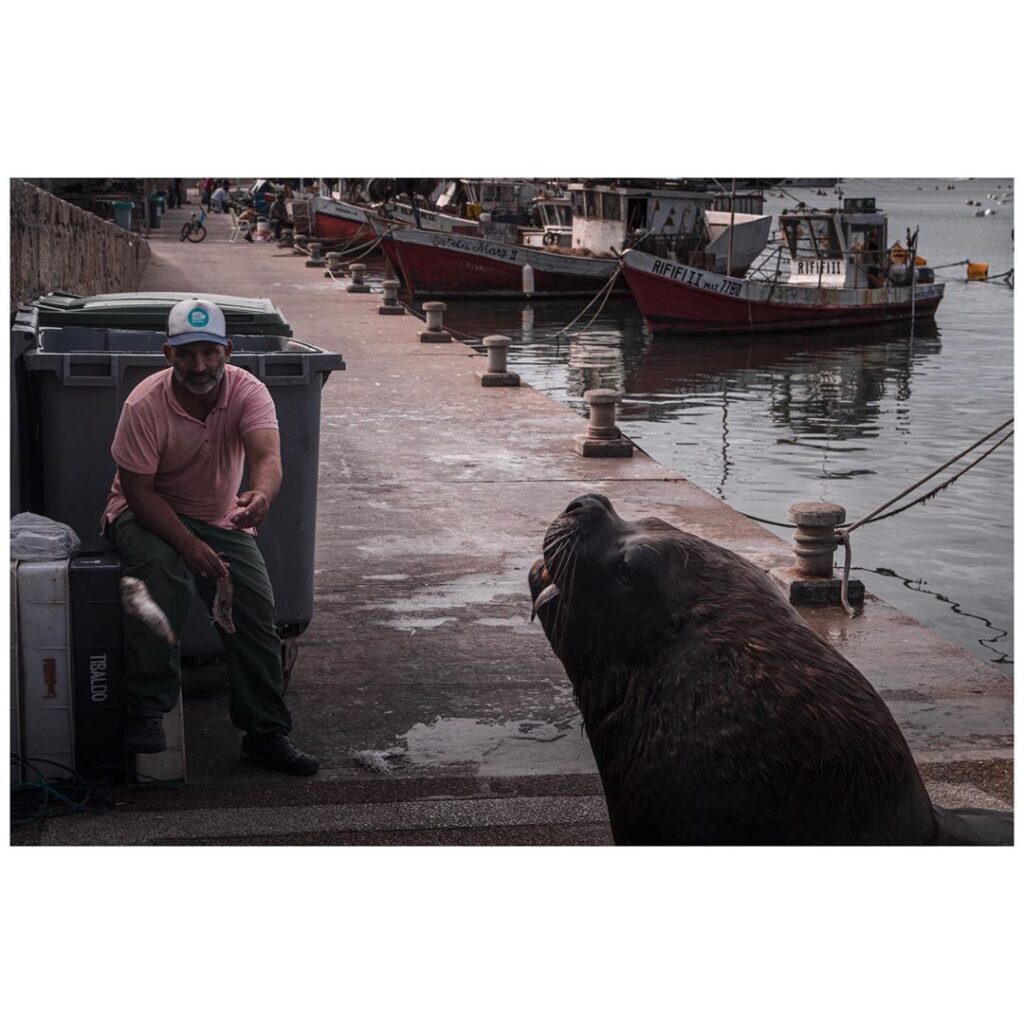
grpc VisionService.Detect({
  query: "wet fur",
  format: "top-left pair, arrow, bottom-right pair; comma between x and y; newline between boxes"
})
529,495 -> 1012,846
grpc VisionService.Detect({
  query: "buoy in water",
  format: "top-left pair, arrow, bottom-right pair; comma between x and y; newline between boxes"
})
967,262 -> 989,281
522,263 -> 535,296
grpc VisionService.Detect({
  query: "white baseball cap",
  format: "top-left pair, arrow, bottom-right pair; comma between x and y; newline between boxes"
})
167,298 -> 228,346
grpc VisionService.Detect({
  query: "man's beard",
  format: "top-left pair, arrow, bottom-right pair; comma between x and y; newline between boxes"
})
174,364 -> 225,395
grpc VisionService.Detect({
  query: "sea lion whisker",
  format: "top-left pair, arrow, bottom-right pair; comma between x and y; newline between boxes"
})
548,541 -> 576,655
542,532 -> 575,571
553,539 -> 584,657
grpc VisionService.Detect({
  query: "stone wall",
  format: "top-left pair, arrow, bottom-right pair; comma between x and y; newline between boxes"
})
9,179 -> 151,311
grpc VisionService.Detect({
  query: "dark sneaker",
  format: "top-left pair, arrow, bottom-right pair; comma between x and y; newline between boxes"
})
125,711 -> 167,754
241,734 -> 319,776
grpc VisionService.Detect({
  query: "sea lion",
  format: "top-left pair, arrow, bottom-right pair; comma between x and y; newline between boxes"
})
529,493 -> 1012,845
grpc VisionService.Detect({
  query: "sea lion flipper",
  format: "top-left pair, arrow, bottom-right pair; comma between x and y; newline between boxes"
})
932,806 -> 1014,845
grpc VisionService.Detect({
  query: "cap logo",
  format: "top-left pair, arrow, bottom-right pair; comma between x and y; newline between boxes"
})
187,306 -> 210,328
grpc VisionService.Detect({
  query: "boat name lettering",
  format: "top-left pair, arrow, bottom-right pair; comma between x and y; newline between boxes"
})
651,259 -> 706,287
700,278 -> 743,297
796,259 -> 843,276
431,235 -> 515,261
650,259 -> 742,297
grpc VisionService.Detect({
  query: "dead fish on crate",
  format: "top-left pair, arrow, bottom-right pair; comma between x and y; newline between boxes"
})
212,554 -> 236,634
120,577 -> 177,646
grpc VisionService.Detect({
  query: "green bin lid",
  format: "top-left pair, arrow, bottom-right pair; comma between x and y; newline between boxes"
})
32,291 -> 293,337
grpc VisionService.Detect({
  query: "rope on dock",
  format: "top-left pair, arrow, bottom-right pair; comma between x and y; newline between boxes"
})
10,755 -> 184,829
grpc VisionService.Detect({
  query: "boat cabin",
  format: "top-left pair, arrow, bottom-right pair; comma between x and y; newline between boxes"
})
520,195 -> 574,248
781,197 -> 889,288
567,182 -> 765,256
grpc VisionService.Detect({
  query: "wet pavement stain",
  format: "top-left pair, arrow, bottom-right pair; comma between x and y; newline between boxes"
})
351,715 -> 594,776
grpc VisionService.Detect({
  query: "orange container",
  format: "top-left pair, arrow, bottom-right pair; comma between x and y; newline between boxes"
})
967,262 -> 989,281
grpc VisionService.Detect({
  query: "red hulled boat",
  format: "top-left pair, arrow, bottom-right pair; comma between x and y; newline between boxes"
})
378,227 -> 621,299
621,197 -> 944,335
309,195 -> 377,244
378,182 -> 768,300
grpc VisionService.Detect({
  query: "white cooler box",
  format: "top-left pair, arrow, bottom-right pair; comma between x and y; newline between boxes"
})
13,558 -> 186,783
15,559 -> 75,780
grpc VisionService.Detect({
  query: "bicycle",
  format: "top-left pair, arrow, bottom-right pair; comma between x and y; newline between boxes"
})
180,207 -> 207,243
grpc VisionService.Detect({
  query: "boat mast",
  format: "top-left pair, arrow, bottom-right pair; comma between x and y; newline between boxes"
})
727,178 -> 737,276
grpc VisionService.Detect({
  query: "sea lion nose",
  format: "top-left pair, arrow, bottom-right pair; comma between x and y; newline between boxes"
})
565,493 -> 614,515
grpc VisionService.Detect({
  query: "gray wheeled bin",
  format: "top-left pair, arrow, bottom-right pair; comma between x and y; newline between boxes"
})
21,317 -> 344,658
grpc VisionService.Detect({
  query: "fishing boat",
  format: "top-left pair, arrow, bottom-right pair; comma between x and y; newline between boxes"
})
378,181 -> 767,299
620,197 -> 945,335
308,194 -> 377,244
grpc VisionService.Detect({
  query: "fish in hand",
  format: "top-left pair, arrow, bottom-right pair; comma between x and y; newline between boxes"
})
212,554 -> 236,634
120,576 -> 177,646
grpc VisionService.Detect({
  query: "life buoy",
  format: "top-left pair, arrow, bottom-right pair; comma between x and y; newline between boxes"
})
543,231 -> 556,246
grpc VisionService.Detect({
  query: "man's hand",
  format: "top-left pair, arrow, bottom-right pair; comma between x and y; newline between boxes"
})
229,490 -> 271,529
182,539 -> 229,579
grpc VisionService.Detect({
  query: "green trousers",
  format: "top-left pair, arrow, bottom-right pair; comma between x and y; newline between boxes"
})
111,510 -> 292,738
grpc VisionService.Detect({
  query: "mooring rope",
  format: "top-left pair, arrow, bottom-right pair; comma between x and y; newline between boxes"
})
550,267 -> 623,340
834,421 -> 1013,615
322,234 -> 386,284
740,418 -> 1014,614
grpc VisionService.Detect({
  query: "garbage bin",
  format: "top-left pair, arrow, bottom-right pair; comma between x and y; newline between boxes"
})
32,291 -> 293,337
10,307 -> 43,515
111,200 -> 133,230
20,321 -> 344,657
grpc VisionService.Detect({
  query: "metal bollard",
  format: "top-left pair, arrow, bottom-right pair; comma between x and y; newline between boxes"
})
789,502 -> 845,577
325,251 -> 347,278
305,241 -> 326,268
573,389 -> 633,457
769,501 -> 864,607
346,263 -> 371,293
377,279 -> 404,315
418,301 -> 452,343
475,335 -> 520,387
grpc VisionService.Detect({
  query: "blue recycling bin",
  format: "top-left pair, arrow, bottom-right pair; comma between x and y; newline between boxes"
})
111,200 -> 133,231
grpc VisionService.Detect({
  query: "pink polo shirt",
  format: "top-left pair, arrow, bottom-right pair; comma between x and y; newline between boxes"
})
103,364 -> 279,531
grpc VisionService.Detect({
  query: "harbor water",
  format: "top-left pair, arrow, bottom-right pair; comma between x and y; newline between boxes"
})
431,177 -> 1015,673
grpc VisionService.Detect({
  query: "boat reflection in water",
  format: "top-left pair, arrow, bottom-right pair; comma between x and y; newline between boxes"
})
440,299 -> 941,446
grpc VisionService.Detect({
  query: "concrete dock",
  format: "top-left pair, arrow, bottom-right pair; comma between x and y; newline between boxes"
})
15,205 -> 1012,844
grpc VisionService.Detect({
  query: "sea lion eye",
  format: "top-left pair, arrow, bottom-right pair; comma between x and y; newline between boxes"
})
617,559 -> 634,583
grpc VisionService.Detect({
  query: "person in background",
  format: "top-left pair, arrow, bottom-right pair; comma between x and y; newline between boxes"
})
167,178 -> 183,209
103,298 -> 319,776
210,182 -> 228,213
200,177 -> 215,212
237,197 -> 257,242
268,191 -> 293,240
